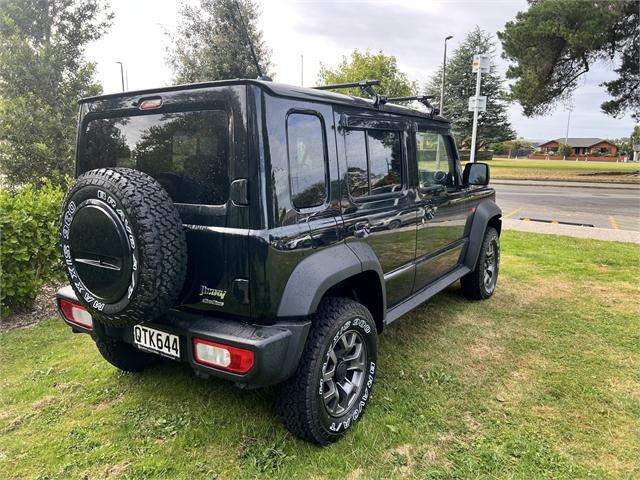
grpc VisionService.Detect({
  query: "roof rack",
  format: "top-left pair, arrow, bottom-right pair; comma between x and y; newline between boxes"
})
387,95 -> 440,116
313,79 -> 387,107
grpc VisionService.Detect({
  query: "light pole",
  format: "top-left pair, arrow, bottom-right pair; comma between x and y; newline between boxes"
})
439,35 -> 453,117
115,61 -> 125,92
563,107 -> 572,160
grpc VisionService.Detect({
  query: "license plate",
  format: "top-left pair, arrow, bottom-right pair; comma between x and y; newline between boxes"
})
133,325 -> 180,359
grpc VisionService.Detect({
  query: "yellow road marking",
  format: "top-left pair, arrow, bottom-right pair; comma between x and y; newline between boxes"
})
503,208 -> 521,219
609,216 -> 619,230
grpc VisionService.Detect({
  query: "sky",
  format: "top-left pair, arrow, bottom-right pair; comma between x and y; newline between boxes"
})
85,0 -> 636,142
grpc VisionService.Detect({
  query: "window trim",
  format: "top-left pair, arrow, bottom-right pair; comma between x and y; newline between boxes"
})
343,126 -> 406,203
285,109 -> 330,212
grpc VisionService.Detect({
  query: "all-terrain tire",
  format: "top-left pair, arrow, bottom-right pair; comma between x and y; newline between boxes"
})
276,298 -> 378,445
59,168 -> 187,327
461,226 -> 500,300
95,334 -> 163,372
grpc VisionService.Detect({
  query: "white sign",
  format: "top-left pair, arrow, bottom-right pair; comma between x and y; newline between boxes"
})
472,54 -> 490,73
468,95 -> 487,112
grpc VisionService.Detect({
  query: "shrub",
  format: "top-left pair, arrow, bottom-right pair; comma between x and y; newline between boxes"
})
1,181 -> 65,315
458,150 -> 494,161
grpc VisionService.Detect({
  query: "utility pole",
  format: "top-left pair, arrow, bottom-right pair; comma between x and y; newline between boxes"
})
116,61 -> 125,92
563,107 -> 572,160
439,35 -> 453,117
469,54 -> 489,163
301,55 -> 304,87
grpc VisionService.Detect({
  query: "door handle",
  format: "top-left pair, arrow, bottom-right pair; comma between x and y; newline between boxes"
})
354,220 -> 370,238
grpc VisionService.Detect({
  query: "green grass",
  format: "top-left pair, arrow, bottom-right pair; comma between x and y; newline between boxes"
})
1,231 -> 639,479
484,158 -> 639,183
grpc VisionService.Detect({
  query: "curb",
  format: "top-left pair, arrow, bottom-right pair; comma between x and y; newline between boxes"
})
503,219 -> 640,244
492,179 -> 640,191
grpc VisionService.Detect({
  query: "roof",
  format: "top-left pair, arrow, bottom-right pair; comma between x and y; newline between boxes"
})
539,138 -> 614,148
79,78 -> 448,124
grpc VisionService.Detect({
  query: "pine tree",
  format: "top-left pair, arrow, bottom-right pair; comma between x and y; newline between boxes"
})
167,0 -> 272,83
426,27 -> 516,149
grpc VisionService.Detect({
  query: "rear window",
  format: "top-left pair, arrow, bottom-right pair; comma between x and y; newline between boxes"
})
80,110 -> 229,205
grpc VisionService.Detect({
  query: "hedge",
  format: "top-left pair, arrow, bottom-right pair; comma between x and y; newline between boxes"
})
458,150 -> 494,161
1,182 -> 66,315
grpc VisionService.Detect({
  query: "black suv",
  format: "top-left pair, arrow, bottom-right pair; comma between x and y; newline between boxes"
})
57,79 -> 501,444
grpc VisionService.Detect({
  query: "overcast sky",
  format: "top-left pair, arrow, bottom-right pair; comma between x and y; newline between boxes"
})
85,0 -> 636,141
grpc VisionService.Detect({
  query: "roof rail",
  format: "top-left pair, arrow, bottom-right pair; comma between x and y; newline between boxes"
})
387,95 -> 440,117
313,79 -> 387,107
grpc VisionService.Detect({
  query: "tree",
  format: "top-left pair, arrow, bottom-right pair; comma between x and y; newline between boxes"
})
498,1 -> 639,119
425,27 -> 516,149
0,0 -> 112,186
167,0 -> 272,83
558,143 -> 573,157
317,50 -> 417,98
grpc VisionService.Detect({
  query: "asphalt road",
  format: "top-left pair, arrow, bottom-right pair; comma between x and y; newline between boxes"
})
493,183 -> 640,232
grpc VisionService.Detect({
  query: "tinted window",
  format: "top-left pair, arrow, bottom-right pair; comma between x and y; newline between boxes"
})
368,130 -> 402,195
287,113 -> 328,209
416,131 -> 456,188
81,110 -> 229,205
345,128 -> 402,197
344,130 -> 368,197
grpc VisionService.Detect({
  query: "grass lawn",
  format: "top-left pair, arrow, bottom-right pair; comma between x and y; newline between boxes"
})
1,231 -> 639,479
484,158 -> 639,183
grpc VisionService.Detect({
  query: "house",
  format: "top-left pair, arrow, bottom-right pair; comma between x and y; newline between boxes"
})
537,138 -> 618,156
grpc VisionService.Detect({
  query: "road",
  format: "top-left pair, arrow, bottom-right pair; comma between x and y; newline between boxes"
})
493,183 -> 640,232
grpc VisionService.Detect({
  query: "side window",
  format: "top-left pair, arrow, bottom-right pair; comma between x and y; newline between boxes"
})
416,131 -> 456,189
287,113 -> 328,209
345,128 -> 403,198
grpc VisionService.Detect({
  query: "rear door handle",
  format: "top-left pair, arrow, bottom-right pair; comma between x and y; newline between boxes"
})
354,220 -> 370,238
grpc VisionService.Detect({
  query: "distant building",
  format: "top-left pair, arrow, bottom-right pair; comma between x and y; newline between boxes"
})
537,138 -> 618,156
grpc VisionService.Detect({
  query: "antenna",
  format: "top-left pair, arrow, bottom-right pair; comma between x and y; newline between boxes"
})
233,0 -> 271,81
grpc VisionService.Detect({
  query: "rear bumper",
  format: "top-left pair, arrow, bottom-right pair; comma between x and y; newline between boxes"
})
56,285 -> 310,388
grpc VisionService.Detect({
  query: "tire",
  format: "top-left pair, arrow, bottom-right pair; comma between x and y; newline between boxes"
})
461,226 -> 500,300
388,220 -> 401,230
276,298 -> 378,445
59,168 -> 187,328
95,334 -> 163,372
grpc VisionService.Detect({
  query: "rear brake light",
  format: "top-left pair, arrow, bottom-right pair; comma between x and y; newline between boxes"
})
193,338 -> 254,374
59,299 -> 93,330
139,98 -> 162,110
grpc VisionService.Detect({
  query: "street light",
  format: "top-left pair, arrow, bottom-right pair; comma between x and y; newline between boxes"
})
115,61 -> 125,92
439,35 -> 453,117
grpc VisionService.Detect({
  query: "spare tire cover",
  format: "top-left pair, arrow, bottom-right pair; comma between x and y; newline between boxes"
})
60,168 -> 187,327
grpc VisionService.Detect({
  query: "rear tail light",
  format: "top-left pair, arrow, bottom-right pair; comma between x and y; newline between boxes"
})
193,338 -> 254,374
59,299 -> 93,330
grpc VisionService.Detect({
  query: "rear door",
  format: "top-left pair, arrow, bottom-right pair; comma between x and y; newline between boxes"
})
335,110 -> 420,307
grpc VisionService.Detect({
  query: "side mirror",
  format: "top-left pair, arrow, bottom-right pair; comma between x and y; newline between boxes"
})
463,162 -> 490,186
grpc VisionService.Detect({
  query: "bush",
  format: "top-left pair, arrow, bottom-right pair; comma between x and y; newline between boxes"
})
458,150 -> 494,161
1,181 -> 65,315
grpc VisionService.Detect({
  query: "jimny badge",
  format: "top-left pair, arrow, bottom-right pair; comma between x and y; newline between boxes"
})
199,285 -> 227,306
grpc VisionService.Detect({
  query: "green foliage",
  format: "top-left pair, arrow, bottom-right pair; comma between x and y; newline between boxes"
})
0,182 -> 66,314
558,143 -> 573,157
317,49 -> 417,98
498,1 -> 639,119
425,27 -> 516,149
167,0 -> 272,83
0,0 -> 112,186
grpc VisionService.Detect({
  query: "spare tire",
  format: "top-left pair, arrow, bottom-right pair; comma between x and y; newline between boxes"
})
59,168 -> 187,327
